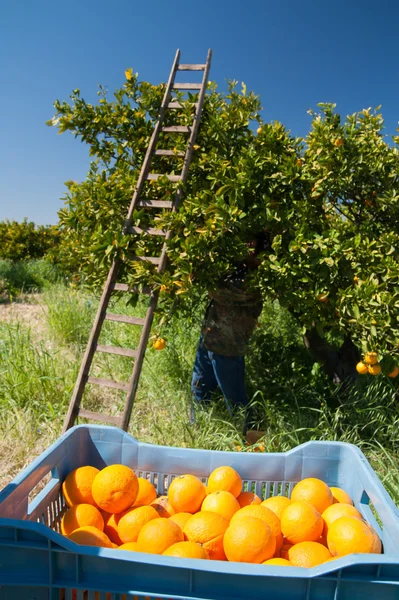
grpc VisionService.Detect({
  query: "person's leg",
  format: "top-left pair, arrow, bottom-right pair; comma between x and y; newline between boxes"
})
208,352 -> 249,412
191,338 -> 218,404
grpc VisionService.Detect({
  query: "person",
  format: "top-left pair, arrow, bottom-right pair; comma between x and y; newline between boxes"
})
190,231 -> 270,431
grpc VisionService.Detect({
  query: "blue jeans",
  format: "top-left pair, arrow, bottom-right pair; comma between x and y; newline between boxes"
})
191,337 -> 249,413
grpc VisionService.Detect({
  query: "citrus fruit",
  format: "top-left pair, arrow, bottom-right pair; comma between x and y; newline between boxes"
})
153,338 -> 166,350
330,487 -> 353,505
261,496 -> 291,519
162,541 -> 209,559
137,517 -> 183,554
281,501 -> 323,544
103,513 -> 123,545
119,542 -> 140,551
236,491 -> 262,508
368,363 -> 381,375
388,365 -> 399,378
322,503 -> 362,538
169,512 -> 192,535
364,352 -> 378,365
257,127 -> 262,135
116,505 -> 159,543
68,525 -> 113,548
201,491 -> 240,521
263,557 -> 292,566
334,138 -> 344,147
133,478 -> 157,506
61,503 -> 104,536
168,474 -> 206,513
183,511 -> 229,561
150,495 -> 175,518
231,504 -> 283,551
291,478 -> 333,514
288,541 -> 332,567
223,516 -> 276,563
207,466 -> 242,498
317,293 -> 329,303
91,464 -> 138,514
327,516 -> 381,556
62,466 -> 99,507
356,362 -> 368,375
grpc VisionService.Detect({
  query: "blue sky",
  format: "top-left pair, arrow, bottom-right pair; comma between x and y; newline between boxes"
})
1,0 -> 398,225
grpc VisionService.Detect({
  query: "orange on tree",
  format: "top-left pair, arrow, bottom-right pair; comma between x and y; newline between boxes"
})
153,338 -> 166,351
183,511 -> 229,561
261,496 -> 291,519
388,365 -> 399,378
236,491 -> 262,508
263,557 -> 292,566
280,501 -> 323,544
327,516 -> 381,556
364,352 -> 378,365
137,518 -> 183,554
133,477 -> 157,506
330,486 -> 353,505
169,512 -> 192,535
321,503 -> 362,539
91,464 -> 138,514
62,465 -> 99,507
288,541 -> 332,567
150,495 -> 175,518
356,361 -> 368,375
223,516 -> 276,563
116,505 -> 159,543
207,465 -> 242,498
118,542 -> 140,551
61,503 -> 104,536
168,474 -> 207,513
290,478 -> 333,514
162,541 -> 209,559
231,504 -> 283,552
103,513 -> 123,545
368,363 -> 381,375
68,525 -> 113,548
317,293 -> 329,303
201,490 -> 240,521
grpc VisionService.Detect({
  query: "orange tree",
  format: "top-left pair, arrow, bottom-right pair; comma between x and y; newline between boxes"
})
0,219 -> 61,261
48,71 -> 399,381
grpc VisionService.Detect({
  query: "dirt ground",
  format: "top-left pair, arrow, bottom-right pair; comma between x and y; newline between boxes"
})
0,296 -> 48,336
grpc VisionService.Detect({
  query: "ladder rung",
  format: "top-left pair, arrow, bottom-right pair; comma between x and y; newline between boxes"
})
87,376 -> 130,391
177,64 -> 206,71
172,83 -> 202,90
105,313 -> 145,326
96,344 -> 138,358
130,256 -> 161,265
137,199 -> 173,209
147,173 -> 182,182
126,226 -> 166,236
154,149 -> 185,157
162,126 -> 191,133
78,408 -> 121,426
167,101 -> 198,109
112,283 -> 152,294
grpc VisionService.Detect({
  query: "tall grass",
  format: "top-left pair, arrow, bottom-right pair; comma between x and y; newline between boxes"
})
0,259 -> 62,299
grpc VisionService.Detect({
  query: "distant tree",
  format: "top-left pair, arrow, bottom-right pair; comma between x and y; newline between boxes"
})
0,218 -> 61,261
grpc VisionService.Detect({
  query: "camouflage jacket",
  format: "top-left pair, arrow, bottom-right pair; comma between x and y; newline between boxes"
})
201,264 -> 263,356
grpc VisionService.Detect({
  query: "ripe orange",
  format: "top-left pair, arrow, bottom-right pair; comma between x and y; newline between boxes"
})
162,541 -> 209,559
150,495 -> 175,518
281,501 -> 323,544
168,474 -> 207,513
263,557 -> 292,566
334,138 -> 344,147
231,505 -> 283,551
183,511 -> 229,561
236,491 -> 262,508
61,504 -> 104,536
116,505 -> 159,543
119,542 -> 140,551
257,127 -> 262,135
327,516 -> 382,556
103,513 -> 123,545
169,512 -> 192,535
288,541 -> 332,567
322,503 -> 362,539
137,517 -> 183,554
261,496 -> 291,519
364,352 -> 378,365
224,516 -> 276,563
291,478 -> 333,514
368,363 -> 381,375
207,466 -> 242,498
91,464 -> 138,514
330,487 -> 353,505
153,338 -> 166,350
68,525 -> 113,548
62,466 -> 99,507
133,478 -> 157,506
356,362 -> 368,375
388,365 -> 399,378
317,293 -> 329,303
201,491 -> 240,521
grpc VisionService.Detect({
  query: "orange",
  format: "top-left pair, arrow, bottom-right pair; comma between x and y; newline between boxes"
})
137,517 -> 183,554
133,478 -> 157,506
92,464 -> 138,514
207,466 -> 242,498
327,516 -> 381,556
263,558 -> 292,566
183,511 -> 229,561
201,491 -> 240,521
68,525 -> 113,548
237,491 -> 261,508
261,496 -> 291,519
281,501 -> 323,544
103,513 -> 123,545
116,505 -> 159,543
288,541 -> 332,567
334,138 -> 344,147
356,362 -> 368,375
364,352 -> 378,365
330,487 -> 353,505
151,495 -> 175,518
388,365 -> 399,378
61,503 -> 104,536
223,516 -> 276,563
368,363 -> 381,375
62,466 -> 99,507
322,503 -> 362,538
162,541 -> 209,559
168,474 -> 206,513
280,542 -> 294,560
231,505 -> 283,551
169,512 -> 192,535
118,542 -> 140,551
153,338 -> 166,350
317,293 -> 329,303
291,478 -> 333,514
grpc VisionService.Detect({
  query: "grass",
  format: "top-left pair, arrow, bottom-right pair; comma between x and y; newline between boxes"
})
0,258 -> 63,300
0,283 -> 398,508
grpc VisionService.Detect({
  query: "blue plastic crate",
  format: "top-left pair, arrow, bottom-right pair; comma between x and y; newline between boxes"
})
0,425 -> 398,600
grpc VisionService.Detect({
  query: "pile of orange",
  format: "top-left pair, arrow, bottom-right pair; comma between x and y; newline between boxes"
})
60,464 -> 382,567
356,351 -> 398,377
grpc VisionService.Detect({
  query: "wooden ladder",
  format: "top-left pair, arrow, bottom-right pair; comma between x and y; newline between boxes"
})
62,48 -> 212,433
